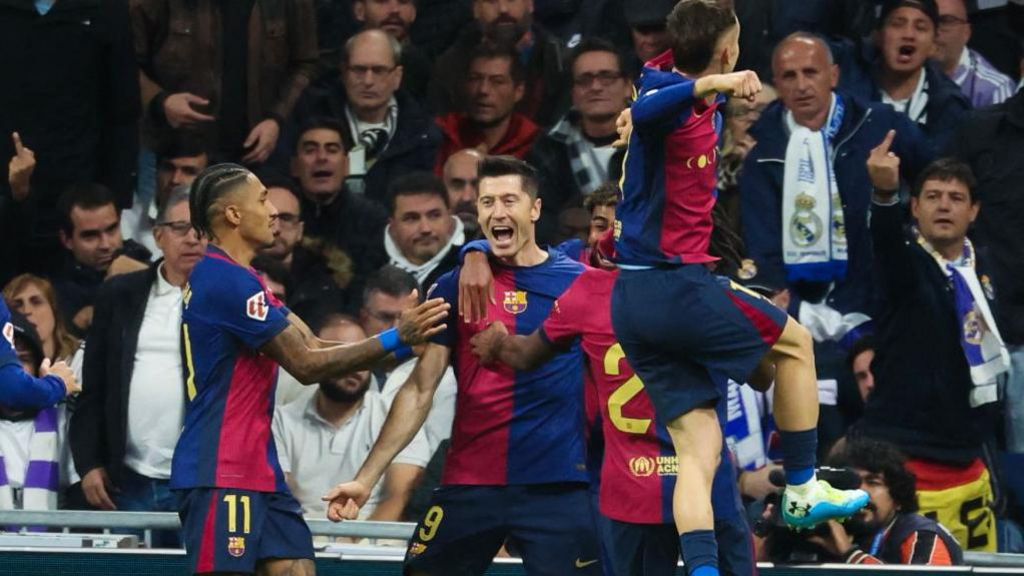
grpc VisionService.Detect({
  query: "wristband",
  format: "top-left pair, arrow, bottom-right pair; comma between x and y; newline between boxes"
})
393,345 -> 414,363
378,327 -> 403,353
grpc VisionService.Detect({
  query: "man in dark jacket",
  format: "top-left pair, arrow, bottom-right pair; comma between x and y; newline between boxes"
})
855,153 -> 1006,552
70,189 -> 204,544
427,0 -> 569,126
0,0 -> 139,280
294,30 -> 440,208
834,0 -> 971,153
741,33 -> 933,354
528,38 -> 631,246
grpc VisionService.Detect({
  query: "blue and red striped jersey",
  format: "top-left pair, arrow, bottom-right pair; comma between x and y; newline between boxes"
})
171,245 -> 291,493
428,250 -> 588,486
615,50 -> 726,267
540,267 -> 676,524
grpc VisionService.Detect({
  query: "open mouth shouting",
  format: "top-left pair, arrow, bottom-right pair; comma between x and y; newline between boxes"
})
489,225 -> 515,250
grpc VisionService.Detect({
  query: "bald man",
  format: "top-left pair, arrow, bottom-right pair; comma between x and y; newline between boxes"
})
294,29 -> 440,208
739,32 -> 934,408
441,148 -> 482,240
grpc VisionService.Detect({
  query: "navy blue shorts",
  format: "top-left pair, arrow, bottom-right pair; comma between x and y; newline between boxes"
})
177,488 -> 314,574
612,265 -> 788,422
403,483 -> 601,576
605,516 -> 754,576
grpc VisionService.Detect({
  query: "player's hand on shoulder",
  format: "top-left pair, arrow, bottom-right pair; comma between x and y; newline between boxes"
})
469,321 -> 509,364
459,251 -> 494,324
323,480 -> 370,522
41,358 -> 80,396
712,70 -> 762,100
397,290 -> 451,346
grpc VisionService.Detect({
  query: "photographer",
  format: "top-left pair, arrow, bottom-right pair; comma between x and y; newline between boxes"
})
806,438 -> 964,565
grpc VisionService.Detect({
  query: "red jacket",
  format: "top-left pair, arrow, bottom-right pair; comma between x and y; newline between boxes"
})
434,113 -> 539,173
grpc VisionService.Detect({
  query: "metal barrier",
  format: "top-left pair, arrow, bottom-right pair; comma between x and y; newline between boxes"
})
3,510 -> 1024,572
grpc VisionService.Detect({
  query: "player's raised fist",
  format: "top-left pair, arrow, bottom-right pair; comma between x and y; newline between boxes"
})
41,358 -> 80,396
867,130 -> 900,193
323,480 -> 370,522
705,70 -> 762,100
469,321 -> 509,364
397,290 -> 451,345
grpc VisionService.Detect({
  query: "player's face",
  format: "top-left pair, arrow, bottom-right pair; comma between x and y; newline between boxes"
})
477,174 -> 540,259
878,7 -> 937,75
571,51 -> 630,121
390,193 -> 454,265
292,128 -> 348,203
9,283 -> 55,348
318,321 -> 372,402
61,203 -> 123,272
262,187 -> 304,260
911,177 -> 978,250
587,204 -> 615,247
855,469 -> 898,529
232,175 -> 278,249
155,200 -> 206,278
343,33 -> 402,115
773,38 -> 839,129
354,0 -> 416,40
466,56 -> 523,127
157,153 -> 208,206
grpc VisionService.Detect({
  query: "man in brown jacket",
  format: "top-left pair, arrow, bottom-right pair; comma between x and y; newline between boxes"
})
131,0 -> 318,165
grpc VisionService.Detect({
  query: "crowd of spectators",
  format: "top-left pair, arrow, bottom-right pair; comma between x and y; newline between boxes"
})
1,0 -> 1023,562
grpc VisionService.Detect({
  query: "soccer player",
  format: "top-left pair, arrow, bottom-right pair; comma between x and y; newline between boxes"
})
0,299 -> 79,408
323,156 -> 602,575
466,263 -> 754,576
612,2 -> 868,576
173,163 -> 449,576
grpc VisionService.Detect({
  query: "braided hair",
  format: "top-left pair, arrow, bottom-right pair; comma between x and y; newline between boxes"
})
189,163 -> 253,240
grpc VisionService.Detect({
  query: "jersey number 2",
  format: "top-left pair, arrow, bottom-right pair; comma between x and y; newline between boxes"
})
604,343 -> 651,435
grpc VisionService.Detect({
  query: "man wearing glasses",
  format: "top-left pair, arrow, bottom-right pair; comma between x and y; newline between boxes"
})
528,38 -> 631,245
932,0 -> 1016,108
71,188 -> 206,546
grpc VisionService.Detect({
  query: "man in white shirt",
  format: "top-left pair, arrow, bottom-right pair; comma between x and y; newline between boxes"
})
71,188 -> 206,536
273,316 -> 429,520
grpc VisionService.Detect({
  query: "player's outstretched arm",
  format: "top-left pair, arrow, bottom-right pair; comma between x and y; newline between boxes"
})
693,70 -> 762,101
324,343 -> 450,522
470,322 -> 556,372
262,297 -> 449,385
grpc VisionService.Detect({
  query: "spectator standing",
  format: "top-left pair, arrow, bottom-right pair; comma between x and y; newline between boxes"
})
932,0 -> 1016,108
0,0 -> 139,280
858,153 -> 1006,552
528,39 -> 631,246
130,0 -> 318,164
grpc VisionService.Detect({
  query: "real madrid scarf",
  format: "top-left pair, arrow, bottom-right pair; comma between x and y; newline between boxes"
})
915,229 -> 1008,407
782,94 -> 847,283
0,407 -> 60,510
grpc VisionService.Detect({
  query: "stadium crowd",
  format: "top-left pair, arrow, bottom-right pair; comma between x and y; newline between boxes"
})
1,0 -> 1024,570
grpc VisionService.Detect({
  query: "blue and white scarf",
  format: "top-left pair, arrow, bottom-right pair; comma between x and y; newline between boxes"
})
782,94 -> 848,283
916,230 -> 1008,407
0,407 -> 60,510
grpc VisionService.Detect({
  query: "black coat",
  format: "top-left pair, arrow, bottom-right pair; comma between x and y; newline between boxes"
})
856,203 -> 998,465
948,91 -> 1024,345
70,265 -> 164,485
299,188 -> 389,281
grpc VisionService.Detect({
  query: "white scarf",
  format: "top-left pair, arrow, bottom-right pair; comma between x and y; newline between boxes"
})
385,216 -> 465,285
782,94 -> 848,282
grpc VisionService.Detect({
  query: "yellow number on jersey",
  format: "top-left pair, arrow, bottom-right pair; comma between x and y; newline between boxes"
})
183,323 -> 198,401
604,343 -> 651,435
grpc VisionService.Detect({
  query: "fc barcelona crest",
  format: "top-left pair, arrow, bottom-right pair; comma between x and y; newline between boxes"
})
227,536 -> 246,557
503,290 -> 528,314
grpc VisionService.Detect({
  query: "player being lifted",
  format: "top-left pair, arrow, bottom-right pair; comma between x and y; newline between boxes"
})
173,164 -> 449,576
324,157 -> 602,576
612,2 -> 868,576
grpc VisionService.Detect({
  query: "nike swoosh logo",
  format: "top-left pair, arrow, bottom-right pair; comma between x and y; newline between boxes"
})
575,559 -> 599,568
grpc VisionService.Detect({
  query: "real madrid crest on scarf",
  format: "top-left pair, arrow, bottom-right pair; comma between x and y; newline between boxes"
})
503,290 -> 528,314
790,193 -> 823,248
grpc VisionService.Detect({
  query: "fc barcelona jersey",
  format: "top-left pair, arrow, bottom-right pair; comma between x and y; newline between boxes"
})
171,245 -> 291,492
